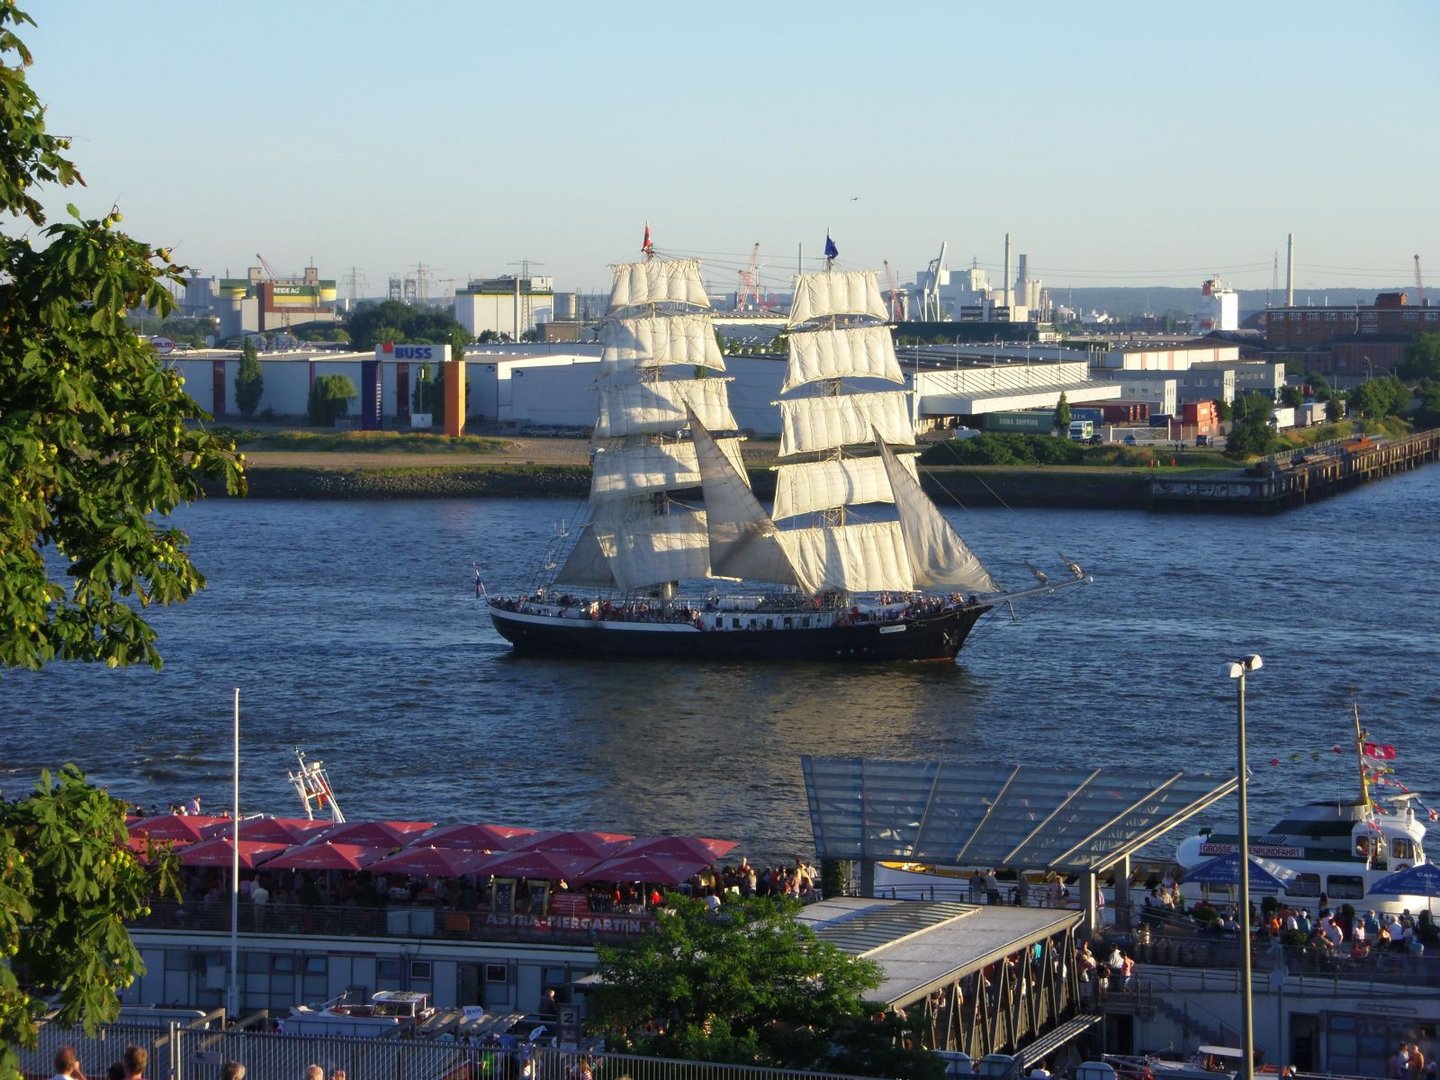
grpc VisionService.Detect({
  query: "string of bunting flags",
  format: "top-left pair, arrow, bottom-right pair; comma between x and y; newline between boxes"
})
1266,733 -> 1437,825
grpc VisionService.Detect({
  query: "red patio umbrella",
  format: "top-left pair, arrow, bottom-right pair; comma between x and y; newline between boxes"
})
179,837 -> 290,869
475,849 -> 599,882
515,829 -> 634,859
264,841 -> 383,872
620,835 -> 737,863
128,814 -> 227,845
416,823 -> 536,851
206,817 -> 331,845
577,852 -> 712,887
308,820 -> 436,848
370,846 -> 492,878
124,834 -> 178,864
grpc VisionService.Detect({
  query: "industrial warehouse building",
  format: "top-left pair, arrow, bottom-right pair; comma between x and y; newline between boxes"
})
171,338 -> 1285,438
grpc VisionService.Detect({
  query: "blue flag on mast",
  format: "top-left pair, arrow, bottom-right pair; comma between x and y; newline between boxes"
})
824,233 -> 839,260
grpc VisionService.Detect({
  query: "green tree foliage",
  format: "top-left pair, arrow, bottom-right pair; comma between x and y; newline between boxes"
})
1279,385 -> 1304,409
1400,332 -> 1440,383
0,2 -> 245,672
1053,391 -> 1072,432
1223,393 -> 1280,459
920,433 -> 1085,467
1413,381 -> 1440,428
307,374 -> 356,426
1212,397 -> 1233,423
345,299 -> 468,351
588,894 -> 939,1077
412,364 -> 444,419
234,338 -> 264,418
0,766 -> 179,1078
1347,375 -> 1408,420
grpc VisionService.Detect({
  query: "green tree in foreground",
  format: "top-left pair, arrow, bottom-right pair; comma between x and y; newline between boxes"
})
308,374 -> 357,425
587,894 -> 942,1078
1,2 -> 245,671
1347,375 -> 1409,421
1400,332 -> 1440,383
234,338 -> 264,417
0,766 -> 178,1080
1053,391 -> 1072,433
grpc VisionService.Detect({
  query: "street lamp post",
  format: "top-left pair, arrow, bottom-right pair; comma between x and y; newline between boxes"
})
1227,654 -> 1263,1080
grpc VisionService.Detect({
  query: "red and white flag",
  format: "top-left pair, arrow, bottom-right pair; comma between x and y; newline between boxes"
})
642,223 -> 653,255
1363,742 -> 1396,760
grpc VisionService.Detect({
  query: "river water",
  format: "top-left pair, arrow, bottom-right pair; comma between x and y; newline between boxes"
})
3,468 -> 1437,866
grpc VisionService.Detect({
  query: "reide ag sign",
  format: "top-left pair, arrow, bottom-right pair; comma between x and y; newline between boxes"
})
376,343 -> 452,362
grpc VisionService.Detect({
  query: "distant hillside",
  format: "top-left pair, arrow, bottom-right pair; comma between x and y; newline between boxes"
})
1057,286 -> 1411,320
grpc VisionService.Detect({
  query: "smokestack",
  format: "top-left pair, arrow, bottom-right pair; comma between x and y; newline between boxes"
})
1017,253 -> 1028,308
1286,233 -> 1294,307
1004,233 -> 1012,310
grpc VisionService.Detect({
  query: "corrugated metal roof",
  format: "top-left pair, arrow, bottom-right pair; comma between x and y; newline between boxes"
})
802,757 -> 1236,873
809,900 -> 976,956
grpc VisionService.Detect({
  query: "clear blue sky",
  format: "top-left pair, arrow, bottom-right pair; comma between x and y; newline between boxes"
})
23,0 -> 1440,299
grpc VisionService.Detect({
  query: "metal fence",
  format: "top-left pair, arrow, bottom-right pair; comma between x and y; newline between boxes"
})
26,1022 -> 877,1080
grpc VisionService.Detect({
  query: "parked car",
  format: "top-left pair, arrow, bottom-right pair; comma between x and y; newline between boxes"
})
1123,434 -> 1138,446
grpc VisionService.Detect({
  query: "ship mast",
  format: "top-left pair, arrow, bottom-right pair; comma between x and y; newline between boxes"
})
1352,701 -> 1370,813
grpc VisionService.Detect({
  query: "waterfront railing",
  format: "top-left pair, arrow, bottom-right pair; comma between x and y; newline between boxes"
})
24,1020 -> 878,1080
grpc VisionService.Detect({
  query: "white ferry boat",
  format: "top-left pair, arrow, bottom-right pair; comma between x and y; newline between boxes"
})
1176,710 -> 1430,916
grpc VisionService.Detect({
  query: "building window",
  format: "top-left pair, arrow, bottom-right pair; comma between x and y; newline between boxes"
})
485,964 -> 509,984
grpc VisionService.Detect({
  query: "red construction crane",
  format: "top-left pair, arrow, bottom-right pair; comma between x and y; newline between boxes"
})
883,260 -> 906,321
737,242 -> 761,311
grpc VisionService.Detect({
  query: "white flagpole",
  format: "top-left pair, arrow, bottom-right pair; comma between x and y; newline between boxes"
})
229,687 -> 240,1021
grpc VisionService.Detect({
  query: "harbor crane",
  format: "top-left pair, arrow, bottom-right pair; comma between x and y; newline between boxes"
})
921,241 -> 948,321
882,260 -> 906,321
254,253 -> 281,281
737,242 -> 762,311
1415,254 -> 1425,306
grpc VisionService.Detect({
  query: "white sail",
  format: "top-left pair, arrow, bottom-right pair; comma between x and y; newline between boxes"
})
782,325 -> 904,392
553,524 -> 618,588
600,313 -> 726,376
591,438 -> 747,503
593,507 -> 713,591
787,270 -> 889,327
771,453 -> 918,521
778,391 -> 913,457
595,377 -> 738,439
877,435 -> 1002,594
690,413 -> 805,588
609,258 -> 711,312
776,521 -> 915,593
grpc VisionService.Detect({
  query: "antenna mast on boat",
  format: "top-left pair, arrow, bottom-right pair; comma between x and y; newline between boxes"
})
289,748 -> 345,822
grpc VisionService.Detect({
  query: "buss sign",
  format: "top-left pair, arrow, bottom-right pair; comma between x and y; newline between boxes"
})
377,343 -> 451,363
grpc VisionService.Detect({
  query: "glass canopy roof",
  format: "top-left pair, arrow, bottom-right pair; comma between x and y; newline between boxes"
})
802,756 -> 1238,873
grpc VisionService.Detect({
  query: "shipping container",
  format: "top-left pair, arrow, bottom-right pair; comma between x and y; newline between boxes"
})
1181,400 -> 1217,424
982,410 -> 1055,433
1149,414 -> 1174,428
1101,401 -> 1150,424
1070,407 -> 1104,424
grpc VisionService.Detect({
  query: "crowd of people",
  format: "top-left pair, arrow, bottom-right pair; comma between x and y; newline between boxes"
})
155,853 -> 823,939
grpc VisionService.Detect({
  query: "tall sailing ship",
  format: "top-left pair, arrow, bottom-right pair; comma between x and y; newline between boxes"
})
488,236 -> 1088,662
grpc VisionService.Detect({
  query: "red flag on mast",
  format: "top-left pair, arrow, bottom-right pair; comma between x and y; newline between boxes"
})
642,223 -> 653,255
